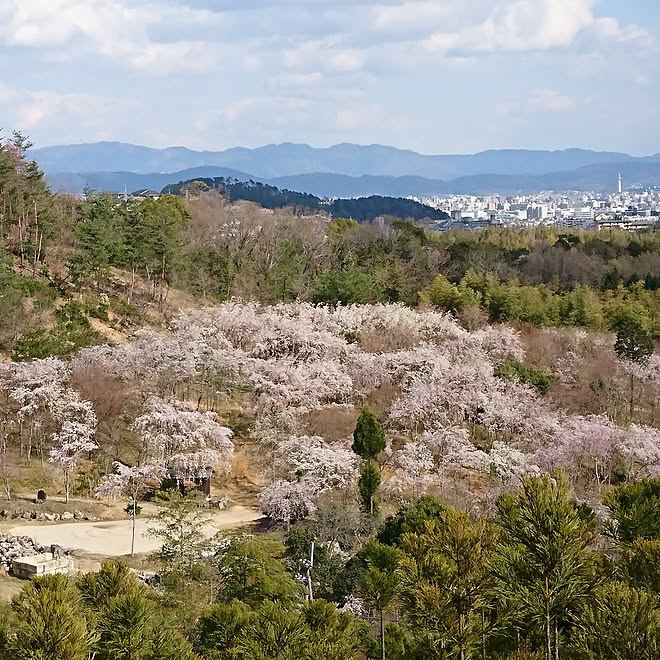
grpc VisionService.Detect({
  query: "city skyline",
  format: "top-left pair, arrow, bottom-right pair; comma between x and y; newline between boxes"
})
1,1 -> 659,155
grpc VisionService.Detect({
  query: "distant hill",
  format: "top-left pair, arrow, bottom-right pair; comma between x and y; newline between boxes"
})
46,166 -> 257,195
46,160 -> 660,198
163,176 -> 450,222
32,141 -> 656,180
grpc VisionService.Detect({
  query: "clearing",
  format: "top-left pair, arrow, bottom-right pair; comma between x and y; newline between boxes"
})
9,505 -> 262,557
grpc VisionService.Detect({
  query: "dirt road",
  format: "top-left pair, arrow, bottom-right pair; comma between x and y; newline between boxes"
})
9,506 -> 262,557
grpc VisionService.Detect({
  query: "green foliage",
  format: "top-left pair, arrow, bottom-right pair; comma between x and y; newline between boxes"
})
358,462 -> 382,516
494,360 -> 552,395
195,601 -> 251,659
11,300 -> 103,361
215,536 -> 304,605
314,267 -> 386,304
493,472 -> 599,660
284,526 -> 344,601
352,407 -> 386,460
9,574 -> 96,660
616,539 -> 660,594
399,508 -> 495,659
149,626 -> 198,660
604,479 -> 660,544
148,492 -> 213,570
77,560 -> 145,611
234,599 -> 365,660
568,581 -> 660,659
613,315 -> 654,363
95,592 -> 152,660
377,495 -> 447,547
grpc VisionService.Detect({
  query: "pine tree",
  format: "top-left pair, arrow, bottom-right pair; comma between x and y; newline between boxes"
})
9,574 -> 96,660
360,541 -> 401,660
399,508 -> 495,660
569,581 -> 660,659
493,472 -> 599,660
352,407 -> 386,460
359,462 -> 382,516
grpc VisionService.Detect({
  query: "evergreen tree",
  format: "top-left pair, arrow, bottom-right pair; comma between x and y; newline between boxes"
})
352,407 -> 386,461
360,541 -> 401,660
9,574 -> 96,660
399,508 -> 495,660
493,472 -> 599,660
95,593 -> 152,660
604,479 -> 660,544
359,462 -> 382,516
569,581 -> 660,660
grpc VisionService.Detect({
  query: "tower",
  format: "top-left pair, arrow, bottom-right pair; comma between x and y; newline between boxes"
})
618,173 -> 622,194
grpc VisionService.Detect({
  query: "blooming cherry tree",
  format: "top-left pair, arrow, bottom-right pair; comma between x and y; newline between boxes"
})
258,479 -> 317,527
273,435 -> 357,493
133,397 -> 234,482
49,418 -> 98,504
96,461 -> 162,555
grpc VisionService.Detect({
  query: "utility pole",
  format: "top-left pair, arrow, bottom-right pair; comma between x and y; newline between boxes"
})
306,541 -> 315,601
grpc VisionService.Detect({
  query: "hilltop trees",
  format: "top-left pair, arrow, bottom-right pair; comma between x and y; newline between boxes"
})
0,131 -> 53,273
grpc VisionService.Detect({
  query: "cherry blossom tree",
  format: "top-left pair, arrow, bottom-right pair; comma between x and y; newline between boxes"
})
96,461 -> 162,555
273,435 -> 357,493
49,418 -> 98,504
133,397 -> 234,484
616,424 -> 660,480
533,415 -> 622,487
259,479 -> 317,527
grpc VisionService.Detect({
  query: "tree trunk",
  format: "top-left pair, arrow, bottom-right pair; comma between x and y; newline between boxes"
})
629,374 -> 635,420
555,623 -> 559,660
131,498 -> 137,556
482,608 -> 487,660
545,577 -> 552,660
380,609 -> 386,660
64,472 -> 70,504
159,252 -> 166,312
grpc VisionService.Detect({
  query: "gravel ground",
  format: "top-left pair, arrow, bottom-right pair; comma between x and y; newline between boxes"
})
9,506 -> 262,557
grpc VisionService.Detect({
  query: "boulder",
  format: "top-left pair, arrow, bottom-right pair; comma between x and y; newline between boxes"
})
61,512 -> 74,520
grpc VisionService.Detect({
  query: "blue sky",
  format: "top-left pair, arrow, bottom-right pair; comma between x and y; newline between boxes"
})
1,0 -> 658,155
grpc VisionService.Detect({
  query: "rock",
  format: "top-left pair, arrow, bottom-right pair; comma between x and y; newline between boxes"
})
52,514 -> 61,521
61,512 -> 74,520
21,512 -> 31,520
44,513 -> 55,521
36,513 -> 47,521
73,511 -> 84,520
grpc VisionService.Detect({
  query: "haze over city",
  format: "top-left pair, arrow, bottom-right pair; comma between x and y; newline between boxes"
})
1,0 -> 659,155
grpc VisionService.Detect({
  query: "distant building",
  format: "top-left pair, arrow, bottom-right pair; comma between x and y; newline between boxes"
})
595,216 -> 658,232
130,189 -> 161,200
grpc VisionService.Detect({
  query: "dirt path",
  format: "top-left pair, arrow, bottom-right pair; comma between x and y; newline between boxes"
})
9,506 -> 262,557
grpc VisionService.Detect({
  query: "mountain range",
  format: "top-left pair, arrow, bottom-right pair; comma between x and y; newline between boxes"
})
32,142 -> 660,198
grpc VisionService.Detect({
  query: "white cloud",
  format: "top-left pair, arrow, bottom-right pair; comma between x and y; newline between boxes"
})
527,89 -> 577,112
0,0 -> 658,153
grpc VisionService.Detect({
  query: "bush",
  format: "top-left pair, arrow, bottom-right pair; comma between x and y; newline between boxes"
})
494,359 -> 552,395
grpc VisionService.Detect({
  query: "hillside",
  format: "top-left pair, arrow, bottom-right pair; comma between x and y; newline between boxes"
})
163,177 -> 450,221
45,160 -> 660,198
1,134 -> 660,660
32,141 -> 649,179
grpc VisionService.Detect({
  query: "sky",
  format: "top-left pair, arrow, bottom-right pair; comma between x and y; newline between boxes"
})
0,0 -> 659,155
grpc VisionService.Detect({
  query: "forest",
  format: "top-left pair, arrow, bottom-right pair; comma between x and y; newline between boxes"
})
0,133 -> 659,659
161,176 -> 451,222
